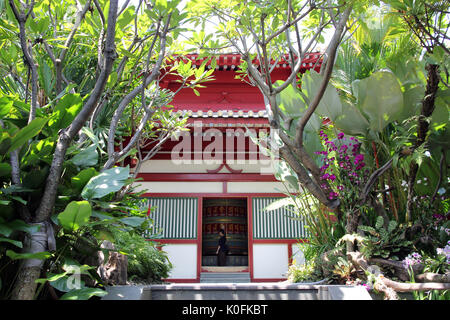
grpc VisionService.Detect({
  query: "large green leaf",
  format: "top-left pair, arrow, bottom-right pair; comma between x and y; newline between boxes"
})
119,216 -> 146,227
0,237 -> 23,248
302,70 -> 343,121
7,117 -> 48,153
81,166 -> 130,200
22,137 -> 56,167
274,79 -> 322,163
71,168 -> 98,193
0,162 -> 11,177
6,250 -> 52,260
59,287 -> 108,300
275,81 -> 308,118
398,85 -> 423,121
0,219 -> 40,237
0,132 -> 12,155
0,96 -> 13,118
71,145 -> 98,167
57,201 -> 92,232
431,95 -> 449,131
48,94 -> 83,134
38,58 -> 53,97
334,100 -> 370,136
355,70 -> 404,132
263,197 -> 295,211
117,6 -> 135,30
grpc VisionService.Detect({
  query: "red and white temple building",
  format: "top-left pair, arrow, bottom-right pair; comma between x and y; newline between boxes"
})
133,53 -> 322,282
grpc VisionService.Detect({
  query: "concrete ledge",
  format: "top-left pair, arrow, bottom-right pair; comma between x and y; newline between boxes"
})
142,283 -> 372,300
148,282 -> 320,291
102,283 -> 372,300
102,285 -> 146,300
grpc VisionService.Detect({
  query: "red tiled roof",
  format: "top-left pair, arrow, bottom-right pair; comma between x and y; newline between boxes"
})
163,53 -> 322,114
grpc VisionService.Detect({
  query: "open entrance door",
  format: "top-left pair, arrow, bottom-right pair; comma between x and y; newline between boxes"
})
201,198 -> 248,269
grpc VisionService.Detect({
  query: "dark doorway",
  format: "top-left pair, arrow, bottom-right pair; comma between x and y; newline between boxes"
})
201,198 -> 248,267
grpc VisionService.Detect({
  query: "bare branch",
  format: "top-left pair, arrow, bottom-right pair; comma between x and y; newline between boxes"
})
106,12 -> 172,162
55,0 -> 92,93
294,6 -> 352,146
8,0 -> 38,124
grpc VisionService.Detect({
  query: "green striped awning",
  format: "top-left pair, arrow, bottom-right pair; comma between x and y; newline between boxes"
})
252,197 -> 308,239
145,197 -> 198,239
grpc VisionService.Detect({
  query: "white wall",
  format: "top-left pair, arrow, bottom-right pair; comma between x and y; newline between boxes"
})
291,243 -> 305,266
252,244 -> 288,279
133,181 -> 223,193
163,244 -> 197,279
227,181 -> 285,193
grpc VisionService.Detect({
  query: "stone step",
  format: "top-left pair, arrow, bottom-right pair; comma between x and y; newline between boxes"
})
200,272 -> 250,283
201,272 -> 250,278
200,278 -> 251,283
202,266 -> 248,272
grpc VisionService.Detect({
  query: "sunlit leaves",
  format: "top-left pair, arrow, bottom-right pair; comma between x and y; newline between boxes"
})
0,96 -> 13,118
7,117 -> 48,153
71,168 -> 98,193
71,145 -> 99,168
6,250 -> 52,260
57,201 -> 92,232
48,93 -> 83,134
81,166 -> 130,200
117,6 -> 135,30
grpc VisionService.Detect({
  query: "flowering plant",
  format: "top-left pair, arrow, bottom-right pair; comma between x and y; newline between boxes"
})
436,241 -> 450,265
402,252 -> 423,269
315,130 -> 370,211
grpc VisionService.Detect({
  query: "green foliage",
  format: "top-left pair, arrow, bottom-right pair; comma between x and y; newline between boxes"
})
331,256 -> 357,283
112,231 -> 172,283
287,260 -> 322,283
359,216 -> 413,260
47,94 -> 83,134
81,166 -> 130,200
57,201 -> 92,232
0,1 -> 192,288
408,249 -> 450,300
333,70 -> 405,136
59,287 -> 108,300
274,79 -> 323,162
7,117 -> 48,153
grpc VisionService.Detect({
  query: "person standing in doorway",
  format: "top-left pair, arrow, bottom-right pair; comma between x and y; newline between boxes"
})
216,229 -> 228,266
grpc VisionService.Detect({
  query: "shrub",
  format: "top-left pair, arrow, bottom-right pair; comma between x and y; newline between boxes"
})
112,231 -> 172,283
287,260 -> 322,283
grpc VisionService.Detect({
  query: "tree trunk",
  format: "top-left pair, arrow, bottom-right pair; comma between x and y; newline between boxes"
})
11,223 -> 51,300
10,267 -> 41,300
10,0 -> 119,300
405,63 -> 439,221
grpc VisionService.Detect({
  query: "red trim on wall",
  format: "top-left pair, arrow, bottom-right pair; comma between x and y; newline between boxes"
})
197,197 -> 203,281
200,267 -> 249,273
247,197 -> 254,280
162,278 -> 200,283
151,239 -> 198,244
252,239 -> 308,244
141,192 -> 285,198
136,173 -> 278,182
288,244 -> 293,265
